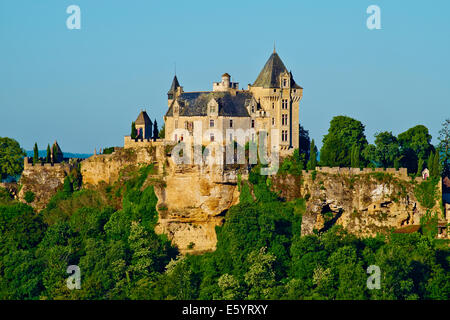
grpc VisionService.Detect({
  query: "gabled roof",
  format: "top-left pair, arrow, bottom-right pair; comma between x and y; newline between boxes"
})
168,75 -> 180,94
253,52 -> 302,89
165,91 -> 252,117
135,111 -> 152,125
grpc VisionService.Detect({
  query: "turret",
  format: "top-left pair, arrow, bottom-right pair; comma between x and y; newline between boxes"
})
168,75 -> 182,107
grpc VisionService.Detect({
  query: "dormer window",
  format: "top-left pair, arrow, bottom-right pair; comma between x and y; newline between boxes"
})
283,79 -> 287,87
210,105 -> 215,113
210,119 -> 214,127
251,105 -> 255,113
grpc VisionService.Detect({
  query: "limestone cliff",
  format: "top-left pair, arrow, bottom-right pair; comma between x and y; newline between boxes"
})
272,171 -> 443,238
19,161 -> 72,211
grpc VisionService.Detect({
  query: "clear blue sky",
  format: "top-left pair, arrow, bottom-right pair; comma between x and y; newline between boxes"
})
1,0 -> 449,153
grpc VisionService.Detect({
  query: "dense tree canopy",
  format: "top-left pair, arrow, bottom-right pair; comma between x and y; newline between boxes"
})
0,137 -> 26,181
0,163 -> 448,300
320,116 -> 368,167
398,125 -> 434,174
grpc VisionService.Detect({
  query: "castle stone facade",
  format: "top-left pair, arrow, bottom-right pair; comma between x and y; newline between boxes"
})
163,49 -> 303,153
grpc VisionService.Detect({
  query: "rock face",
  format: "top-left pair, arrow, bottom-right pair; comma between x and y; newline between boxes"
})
154,163 -> 241,254
273,171 -> 442,237
19,162 -> 71,211
81,142 -> 243,254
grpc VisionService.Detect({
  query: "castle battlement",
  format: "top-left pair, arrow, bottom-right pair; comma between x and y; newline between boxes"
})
23,157 -> 67,169
313,166 -> 409,179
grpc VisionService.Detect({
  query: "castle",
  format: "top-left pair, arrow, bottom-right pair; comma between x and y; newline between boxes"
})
162,49 -> 303,153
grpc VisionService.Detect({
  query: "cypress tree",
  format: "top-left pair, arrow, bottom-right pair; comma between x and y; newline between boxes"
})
307,139 -> 317,170
33,143 -> 39,164
52,144 -> 58,163
416,158 -> 424,177
353,145 -> 360,168
427,152 -> 434,172
131,121 -> 137,139
432,149 -> 440,177
153,119 -> 159,140
46,144 -> 51,163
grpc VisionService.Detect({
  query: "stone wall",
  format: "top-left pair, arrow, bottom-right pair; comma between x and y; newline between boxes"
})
19,157 -> 75,211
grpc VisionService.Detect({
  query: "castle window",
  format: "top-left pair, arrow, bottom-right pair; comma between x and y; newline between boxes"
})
273,89 -> 276,93
251,119 -> 255,128
272,102 -> 274,109
210,133 -> 215,142
283,79 -> 287,87
229,119 -> 233,128
282,114 -> 288,126
251,105 -> 255,113
210,119 -> 214,127
282,99 -> 288,109
210,105 -> 215,113
282,130 -> 288,142
272,118 -> 275,126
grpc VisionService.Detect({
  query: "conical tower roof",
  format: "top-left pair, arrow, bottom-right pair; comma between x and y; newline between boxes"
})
167,75 -> 180,94
135,110 -> 152,126
253,51 -> 301,89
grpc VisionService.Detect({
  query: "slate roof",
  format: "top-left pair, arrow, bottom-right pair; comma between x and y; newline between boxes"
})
165,91 -> 252,117
253,52 -> 302,89
168,75 -> 180,94
135,111 -> 153,125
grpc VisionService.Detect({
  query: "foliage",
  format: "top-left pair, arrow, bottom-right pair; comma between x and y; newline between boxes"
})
0,163 -> 448,300
24,191 -> 35,204
153,119 -> 159,140
159,123 -> 165,139
103,147 -> 115,155
131,121 -> 137,139
0,137 -> 25,181
414,178 -> 439,209
366,131 -> 400,168
307,139 -> 317,170
398,125 -> 434,174
438,119 -> 450,176
320,116 -> 368,167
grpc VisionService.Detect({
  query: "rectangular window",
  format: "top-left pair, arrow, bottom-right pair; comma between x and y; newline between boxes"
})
210,119 -> 214,127
210,133 -> 214,142
229,119 -> 233,127
282,99 -> 288,109
272,102 -> 274,109
210,106 -> 215,113
282,130 -> 288,142
251,119 -> 255,128
272,118 -> 275,126
282,114 -> 288,126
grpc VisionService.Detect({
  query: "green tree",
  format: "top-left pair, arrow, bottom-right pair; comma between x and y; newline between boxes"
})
438,119 -> 449,176
159,123 -> 165,139
351,144 -> 360,168
307,139 -> 317,170
0,137 -> 25,180
416,158 -> 424,177
432,149 -> 440,177
153,119 -> 159,140
131,121 -> 137,139
320,116 -> 368,167
244,247 -> 276,299
33,143 -> 39,165
372,131 -> 400,168
46,145 -> 51,163
398,125 -> 434,174
299,124 -> 311,162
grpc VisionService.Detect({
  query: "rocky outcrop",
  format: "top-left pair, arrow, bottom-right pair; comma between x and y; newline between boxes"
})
273,171 -> 442,238
19,163 -> 71,211
154,162 -> 242,254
